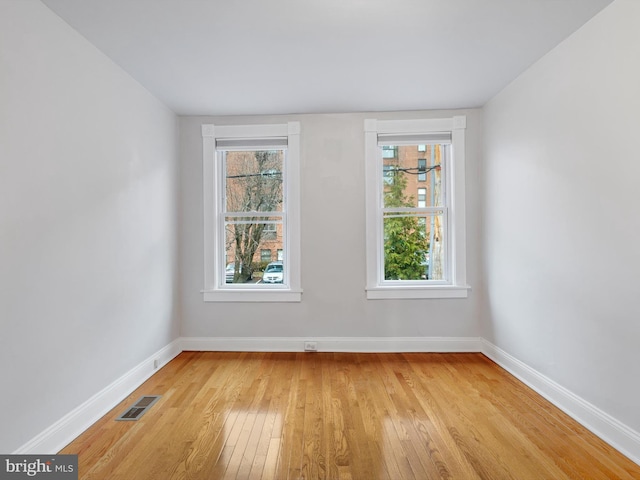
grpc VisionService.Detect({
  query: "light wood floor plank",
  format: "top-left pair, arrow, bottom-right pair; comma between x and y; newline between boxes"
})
60,352 -> 640,479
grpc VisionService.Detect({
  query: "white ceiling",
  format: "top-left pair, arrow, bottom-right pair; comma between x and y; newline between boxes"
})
41,0 -> 612,116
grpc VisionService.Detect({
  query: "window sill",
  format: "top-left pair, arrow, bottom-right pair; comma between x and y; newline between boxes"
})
203,289 -> 303,303
366,285 -> 470,300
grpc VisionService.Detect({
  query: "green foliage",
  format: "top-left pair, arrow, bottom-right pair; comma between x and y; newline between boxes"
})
383,170 -> 429,280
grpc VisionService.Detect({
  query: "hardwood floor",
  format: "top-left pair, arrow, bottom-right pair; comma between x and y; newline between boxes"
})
60,352 -> 640,479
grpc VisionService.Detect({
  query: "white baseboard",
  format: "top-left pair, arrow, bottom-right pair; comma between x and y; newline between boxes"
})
15,335 -> 640,468
13,339 -> 182,455
481,339 -> 640,466
13,336 -> 477,454
180,336 -> 482,353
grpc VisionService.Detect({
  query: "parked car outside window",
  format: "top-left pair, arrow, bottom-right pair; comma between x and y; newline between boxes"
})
225,263 -> 236,283
262,261 -> 284,284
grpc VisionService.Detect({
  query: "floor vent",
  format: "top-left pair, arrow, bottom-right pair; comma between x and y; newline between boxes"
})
116,395 -> 161,421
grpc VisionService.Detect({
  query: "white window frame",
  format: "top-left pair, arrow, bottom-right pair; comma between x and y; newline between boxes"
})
202,122 -> 302,302
364,116 -> 469,299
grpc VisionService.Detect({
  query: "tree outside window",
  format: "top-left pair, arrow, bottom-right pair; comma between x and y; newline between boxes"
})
382,144 -> 445,281
223,149 -> 284,283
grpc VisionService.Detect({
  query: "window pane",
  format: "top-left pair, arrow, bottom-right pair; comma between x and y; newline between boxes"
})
382,144 -> 446,208
224,217 -> 283,284
224,149 -> 284,213
383,213 -> 445,281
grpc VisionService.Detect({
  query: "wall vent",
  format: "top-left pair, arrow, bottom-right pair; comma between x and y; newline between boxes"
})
116,395 -> 161,421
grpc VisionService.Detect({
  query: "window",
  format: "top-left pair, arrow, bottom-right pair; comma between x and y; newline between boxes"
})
261,249 -> 272,262
262,223 -> 277,240
418,158 -> 427,182
418,188 -> 427,208
364,116 -> 469,299
383,164 -> 395,185
382,145 -> 396,158
202,122 -> 302,302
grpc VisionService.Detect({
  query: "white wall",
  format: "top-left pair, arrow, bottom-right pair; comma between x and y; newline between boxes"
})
483,0 -> 640,434
179,110 -> 481,340
0,1 -> 180,452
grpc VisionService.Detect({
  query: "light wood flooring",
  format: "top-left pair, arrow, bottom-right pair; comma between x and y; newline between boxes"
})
60,352 -> 640,479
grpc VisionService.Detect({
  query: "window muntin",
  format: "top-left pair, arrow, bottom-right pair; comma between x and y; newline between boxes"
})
364,116 -> 468,299
202,122 -> 301,302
